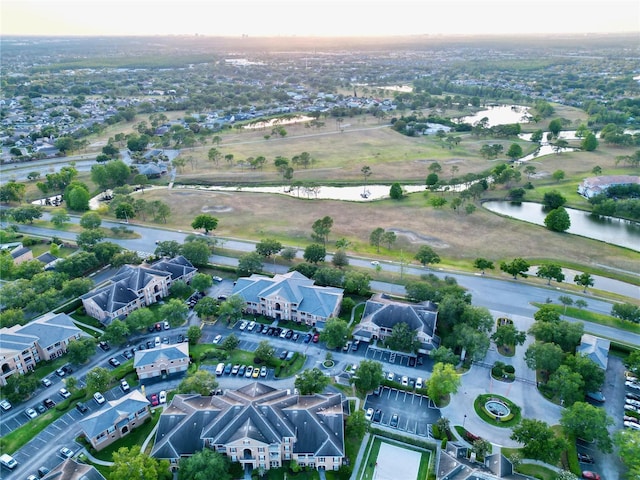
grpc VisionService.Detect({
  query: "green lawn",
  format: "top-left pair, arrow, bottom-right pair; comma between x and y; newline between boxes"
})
531,302 -> 640,334
356,437 -> 431,480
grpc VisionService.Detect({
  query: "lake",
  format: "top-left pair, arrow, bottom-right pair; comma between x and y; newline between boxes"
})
456,105 -> 532,127
483,201 -> 640,251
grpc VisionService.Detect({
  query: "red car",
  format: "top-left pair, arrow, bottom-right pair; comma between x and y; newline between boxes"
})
150,394 -> 159,406
582,472 -> 601,480
312,333 -> 320,343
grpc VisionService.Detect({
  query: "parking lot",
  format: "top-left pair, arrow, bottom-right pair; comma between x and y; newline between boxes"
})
364,387 -> 440,437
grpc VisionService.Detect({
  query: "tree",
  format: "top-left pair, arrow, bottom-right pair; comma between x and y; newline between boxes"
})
431,346 -> 459,366
547,365 -> 585,406
181,240 -> 211,266
115,202 -> 135,221
10,205 -> 43,224
221,333 -> 239,351
101,320 -> 130,345
552,170 -> 565,182
254,340 -> 275,364
510,419 -> 567,464
574,272 -> 594,293
125,308 -> 156,332
93,241 -> 122,265
558,295 -> 574,315
191,214 -> 218,234
385,322 -> 420,353
544,207 -> 571,232
343,271 -> 371,296
560,402 -> 613,453
184,326 -> 202,346
611,302 -> 640,323
491,323 -> 526,349
178,449 -> 231,480
50,208 -> 71,227
177,370 -> 219,396
80,211 -> 102,230
217,295 -> 246,324
281,247 -> 297,262
76,229 -> 105,250
591,165 -> 602,176
581,132 -> 598,151
614,429 -> 640,479
66,337 -> 96,364
303,243 -> 326,264
369,227 -> 385,253
311,216 -> 333,245
506,143 -> 523,161
191,273 -> 213,293
176,448 -> 232,480
548,118 -> 563,137
237,251 -> 263,276
353,359 -> 384,393
382,231 -> 397,250
346,409 -> 368,439
500,257 -> 530,279
295,368 -> 330,395
0,181 -> 26,203
194,297 -> 218,321
155,240 -> 182,257
3,374 -> 38,403
564,354 -> 605,395
111,446 -> 171,480
473,258 -> 494,274
331,249 -> 349,269
536,263 -> 565,285
255,238 -> 283,259
472,439 -> 492,461
405,281 -> 436,302
86,366 -> 111,394
361,165 -> 372,195
414,245 -> 440,267
111,250 -> 142,268
426,362 -> 461,406
389,182 -> 403,199
160,298 -> 189,327
320,318 -> 349,349
542,191 -> 567,210
524,342 -> 564,377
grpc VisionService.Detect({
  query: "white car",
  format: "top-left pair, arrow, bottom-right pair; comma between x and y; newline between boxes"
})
59,447 -> 74,459
624,421 -> 640,430
24,408 -> 38,419
371,260 -> 380,266
247,321 -> 256,331
213,334 -> 222,344
0,399 -> 12,411
159,390 -> 167,404
239,321 -> 248,331
626,381 -> 640,391
93,392 -> 106,405
120,379 -> 130,392
415,377 -> 424,389
365,408 -> 374,421
387,371 -> 394,381
401,376 -> 409,386
59,388 -> 71,399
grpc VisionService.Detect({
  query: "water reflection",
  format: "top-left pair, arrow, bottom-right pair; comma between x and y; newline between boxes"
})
483,201 -> 640,251
456,105 -> 532,127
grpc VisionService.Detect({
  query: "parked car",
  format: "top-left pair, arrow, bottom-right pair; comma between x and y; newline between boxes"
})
76,402 -> 88,413
93,392 -> 106,405
120,379 -> 130,392
123,350 -> 133,360
626,381 -> 640,391
224,363 -> 232,375
35,403 -> 46,414
401,376 -> 409,386
164,321 -> 170,330
55,368 -> 65,377
43,398 -> 56,409
245,366 -> 254,378
292,332 -> 299,341
624,421 -> 640,430
0,399 -> 12,411
352,340 -> 360,351
239,321 -> 248,330
577,453 -> 594,464
0,454 -> 18,470
213,334 -> 222,344
408,356 -> 416,366
231,364 -> 240,375
159,391 -> 167,404
215,363 -> 225,375
150,394 -> 159,406
372,409 -> 382,423
247,321 -> 256,331
212,276 -> 223,282
37,466 -> 50,477
303,333 -> 312,343
24,408 -> 38,419
279,350 -> 288,360
59,447 -> 74,459
98,341 -> 110,351
252,368 -> 260,378
238,365 -> 247,376
312,333 -> 320,343
387,371 -> 395,381
415,377 -> 423,389
390,413 -> 399,428
581,472 -> 601,480
365,408 -> 374,421
41,378 -> 52,388
59,388 -> 71,399
586,391 -> 605,403
108,357 -> 121,367
260,366 -> 267,377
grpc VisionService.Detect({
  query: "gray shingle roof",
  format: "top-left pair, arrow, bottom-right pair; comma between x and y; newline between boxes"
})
577,334 -> 610,370
152,383 -> 344,460
134,343 -> 189,368
0,312 -> 86,353
79,390 -> 149,438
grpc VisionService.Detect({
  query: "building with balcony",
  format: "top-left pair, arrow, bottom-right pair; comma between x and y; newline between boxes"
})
133,343 -> 190,381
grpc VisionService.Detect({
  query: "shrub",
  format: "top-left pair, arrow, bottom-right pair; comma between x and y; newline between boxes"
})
504,365 -> 515,374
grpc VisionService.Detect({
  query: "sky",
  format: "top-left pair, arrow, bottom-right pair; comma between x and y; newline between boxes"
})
1,0 -> 639,37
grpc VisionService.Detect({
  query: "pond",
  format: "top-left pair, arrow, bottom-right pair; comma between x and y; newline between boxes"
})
456,104 -> 532,127
483,201 -> 640,251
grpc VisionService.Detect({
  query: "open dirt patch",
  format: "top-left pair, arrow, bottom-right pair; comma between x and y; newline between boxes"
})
202,205 -> 233,213
388,228 -> 449,248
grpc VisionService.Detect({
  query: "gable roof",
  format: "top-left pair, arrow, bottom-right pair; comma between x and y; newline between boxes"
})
79,390 -> 150,438
41,458 -> 106,480
134,343 -> 189,368
149,255 -> 196,281
232,272 -> 343,318
577,334 -> 610,370
152,382 -> 344,460
0,312 -> 86,353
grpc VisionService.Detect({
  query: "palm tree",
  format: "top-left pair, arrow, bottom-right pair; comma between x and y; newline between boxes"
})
361,165 -> 372,198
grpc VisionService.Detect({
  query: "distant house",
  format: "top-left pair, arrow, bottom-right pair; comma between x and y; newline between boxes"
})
9,245 -> 33,265
152,382 -> 345,472
81,256 -> 196,324
577,175 -> 640,199
352,293 -> 438,353
79,390 -> 151,451
36,251 -> 60,270
231,271 -> 343,326
0,312 -> 87,386
577,334 -> 610,370
133,343 -> 189,381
